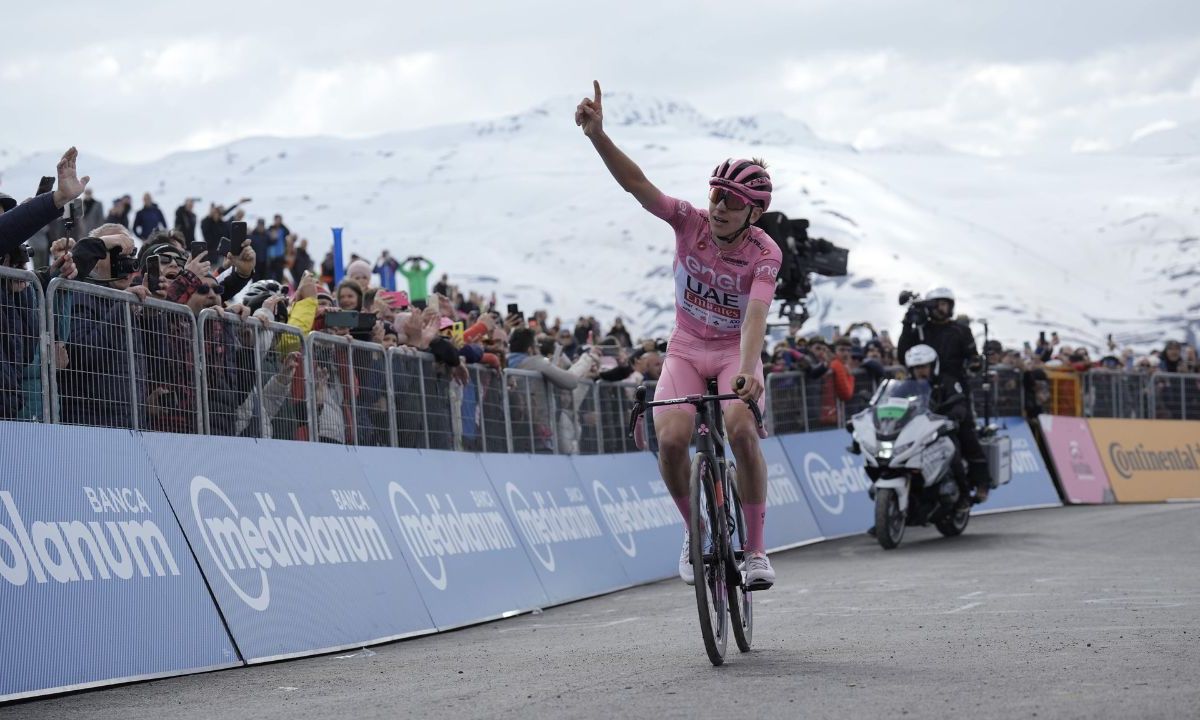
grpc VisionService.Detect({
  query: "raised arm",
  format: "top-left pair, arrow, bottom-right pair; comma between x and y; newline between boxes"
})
576,81 -> 662,208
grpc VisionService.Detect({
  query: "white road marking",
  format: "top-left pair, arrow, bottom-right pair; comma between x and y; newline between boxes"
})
945,602 -> 983,614
958,591 -> 985,599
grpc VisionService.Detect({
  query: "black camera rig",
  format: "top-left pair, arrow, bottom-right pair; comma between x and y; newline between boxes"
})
753,212 -> 849,330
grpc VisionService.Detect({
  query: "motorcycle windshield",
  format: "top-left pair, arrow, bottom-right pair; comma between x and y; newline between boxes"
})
872,379 -> 933,437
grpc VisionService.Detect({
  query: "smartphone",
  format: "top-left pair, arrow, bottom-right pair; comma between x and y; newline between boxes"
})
146,256 -> 161,293
355,312 -> 378,331
450,321 -> 465,346
37,176 -> 54,195
216,236 -> 231,258
189,241 -> 208,259
324,311 -> 359,329
507,303 -> 520,317
230,221 -> 247,250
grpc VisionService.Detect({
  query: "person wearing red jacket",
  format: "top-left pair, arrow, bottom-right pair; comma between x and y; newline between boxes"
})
810,339 -> 853,426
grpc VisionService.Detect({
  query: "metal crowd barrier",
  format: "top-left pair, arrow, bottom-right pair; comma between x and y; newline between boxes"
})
763,372 -> 839,434
502,368 -> 557,454
0,266 -> 49,423
47,278 -> 204,433
16,280 -> 1200,450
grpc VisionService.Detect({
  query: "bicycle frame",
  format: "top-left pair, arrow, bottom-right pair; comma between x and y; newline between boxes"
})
627,379 -> 763,664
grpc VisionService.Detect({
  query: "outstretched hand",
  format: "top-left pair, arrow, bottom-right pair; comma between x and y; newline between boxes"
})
574,80 -> 603,138
52,147 -> 90,209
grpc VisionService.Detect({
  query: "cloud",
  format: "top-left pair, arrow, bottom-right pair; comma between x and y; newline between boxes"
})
1131,119 -> 1178,141
1,2 -> 1198,161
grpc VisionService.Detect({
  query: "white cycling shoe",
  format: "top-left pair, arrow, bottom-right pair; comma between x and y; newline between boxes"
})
742,552 -> 775,591
679,532 -> 695,585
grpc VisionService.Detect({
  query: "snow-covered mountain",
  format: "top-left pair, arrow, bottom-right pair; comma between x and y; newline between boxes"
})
2,94 -> 1197,351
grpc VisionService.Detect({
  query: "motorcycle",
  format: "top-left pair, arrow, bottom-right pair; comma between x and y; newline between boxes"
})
847,378 -> 971,549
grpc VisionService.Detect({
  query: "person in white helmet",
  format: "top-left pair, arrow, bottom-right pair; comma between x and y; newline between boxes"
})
897,287 -> 991,502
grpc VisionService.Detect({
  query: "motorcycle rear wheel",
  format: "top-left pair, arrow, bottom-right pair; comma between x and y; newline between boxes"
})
936,503 -> 970,537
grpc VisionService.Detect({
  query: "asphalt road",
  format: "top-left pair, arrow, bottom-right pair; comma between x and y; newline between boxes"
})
6,504 -> 1199,720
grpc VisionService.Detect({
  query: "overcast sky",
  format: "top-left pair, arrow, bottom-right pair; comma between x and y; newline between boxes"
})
4,0 -> 1199,161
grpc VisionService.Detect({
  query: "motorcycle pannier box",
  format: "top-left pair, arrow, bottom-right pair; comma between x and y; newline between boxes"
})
981,435 -> 1012,488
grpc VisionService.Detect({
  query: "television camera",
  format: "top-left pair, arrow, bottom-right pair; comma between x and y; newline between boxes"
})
753,212 -> 849,331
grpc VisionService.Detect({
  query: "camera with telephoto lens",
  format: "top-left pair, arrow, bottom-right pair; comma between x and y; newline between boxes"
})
110,246 -> 137,278
898,290 -> 931,327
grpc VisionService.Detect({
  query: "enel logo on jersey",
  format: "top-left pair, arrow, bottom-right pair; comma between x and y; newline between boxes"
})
683,255 -> 745,294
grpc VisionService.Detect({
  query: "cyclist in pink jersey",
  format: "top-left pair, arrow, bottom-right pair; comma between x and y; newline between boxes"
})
576,81 -> 780,590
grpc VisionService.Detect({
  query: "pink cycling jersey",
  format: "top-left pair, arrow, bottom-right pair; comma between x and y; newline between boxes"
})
644,192 -> 781,421
646,193 -> 782,341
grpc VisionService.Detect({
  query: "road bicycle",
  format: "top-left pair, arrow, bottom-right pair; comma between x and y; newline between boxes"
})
628,377 -> 765,666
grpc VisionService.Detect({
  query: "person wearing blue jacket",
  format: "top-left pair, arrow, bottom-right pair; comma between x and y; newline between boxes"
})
0,147 -> 89,256
132,193 -> 167,240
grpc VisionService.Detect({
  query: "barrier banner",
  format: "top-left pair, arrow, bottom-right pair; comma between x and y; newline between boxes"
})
0,424 -> 238,701
479,454 -> 631,604
974,418 -> 1062,514
356,447 -> 549,629
757,438 -> 825,550
1087,419 -> 1200,502
1038,415 -> 1114,504
142,434 -> 435,663
571,453 -> 681,585
778,430 -> 873,539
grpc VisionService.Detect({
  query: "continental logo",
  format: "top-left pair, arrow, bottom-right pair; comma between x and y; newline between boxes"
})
1107,442 -> 1200,480
191,477 -> 393,612
0,487 -> 180,588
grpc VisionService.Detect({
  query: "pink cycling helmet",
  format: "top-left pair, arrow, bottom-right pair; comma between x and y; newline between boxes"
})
709,158 -> 772,211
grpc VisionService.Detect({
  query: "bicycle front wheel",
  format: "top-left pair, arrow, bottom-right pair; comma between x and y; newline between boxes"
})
726,465 -> 753,653
690,453 -> 728,666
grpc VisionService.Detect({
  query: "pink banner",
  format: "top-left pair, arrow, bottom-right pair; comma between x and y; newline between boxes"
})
1038,415 -> 1114,504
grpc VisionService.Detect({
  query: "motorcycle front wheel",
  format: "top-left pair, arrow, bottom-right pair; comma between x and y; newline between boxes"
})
874,487 -> 906,549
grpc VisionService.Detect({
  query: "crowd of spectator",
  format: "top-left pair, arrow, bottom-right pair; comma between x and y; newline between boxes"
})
0,148 -> 667,445
0,147 -> 1194,440
762,312 -> 1198,425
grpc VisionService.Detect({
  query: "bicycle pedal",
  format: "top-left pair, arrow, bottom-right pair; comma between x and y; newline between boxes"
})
744,578 -> 774,592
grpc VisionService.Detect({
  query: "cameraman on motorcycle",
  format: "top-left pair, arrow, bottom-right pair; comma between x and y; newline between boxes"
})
898,288 -> 991,503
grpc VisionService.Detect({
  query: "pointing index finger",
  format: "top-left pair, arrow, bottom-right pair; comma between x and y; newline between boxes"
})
593,80 -> 602,106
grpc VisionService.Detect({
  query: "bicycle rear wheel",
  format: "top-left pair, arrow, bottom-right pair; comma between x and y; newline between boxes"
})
726,465 -> 753,652
690,453 -> 728,666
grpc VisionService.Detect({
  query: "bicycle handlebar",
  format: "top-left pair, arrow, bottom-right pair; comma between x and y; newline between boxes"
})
626,378 -> 765,440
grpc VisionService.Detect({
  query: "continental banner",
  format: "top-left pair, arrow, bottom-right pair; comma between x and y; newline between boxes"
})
1087,419 -> 1200,502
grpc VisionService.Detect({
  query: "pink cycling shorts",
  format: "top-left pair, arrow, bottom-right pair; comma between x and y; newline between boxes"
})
652,330 -> 764,419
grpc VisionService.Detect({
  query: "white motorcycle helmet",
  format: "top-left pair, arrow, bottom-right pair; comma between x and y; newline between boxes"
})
925,287 -> 956,319
905,343 -> 940,377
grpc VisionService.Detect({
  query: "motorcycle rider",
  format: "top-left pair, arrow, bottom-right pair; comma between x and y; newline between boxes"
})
897,288 -> 991,502
903,344 -> 975,499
